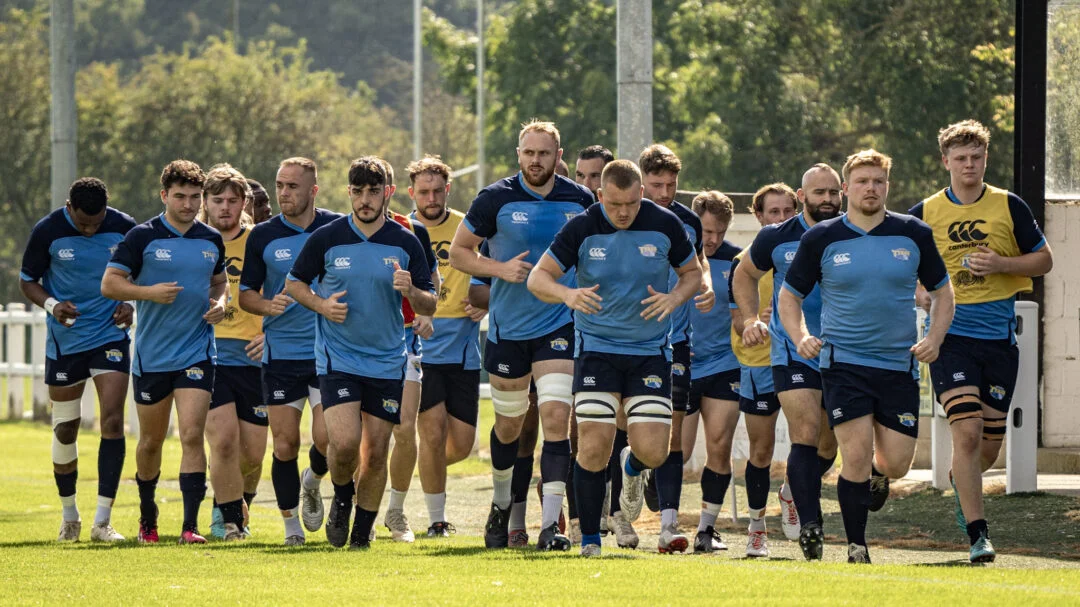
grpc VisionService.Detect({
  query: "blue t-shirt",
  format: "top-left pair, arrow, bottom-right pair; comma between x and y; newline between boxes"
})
240,209 -> 342,362
748,213 -> 823,370
689,241 -> 741,378
287,216 -> 435,380
108,214 -> 225,374
783,212 -> 949,373
462,173 -> 592,342
545,199 -> 695,357
666,201 -> 704,345
21,207 -> 136,358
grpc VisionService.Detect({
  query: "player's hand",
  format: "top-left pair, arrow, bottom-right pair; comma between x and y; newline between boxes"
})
112,302 -> 134,329
53,301 -> 80,326
267,292 -> 294,316
742,318 -> 769,346
321,290 -> 348,323
914,286 -> 932,313
640,285 -> 678,322
968,245 -> 1006,276
413,315 -> 435,339
693,283 -> 715,313
147,281 -> 183,304
245,334 -> 265,361
760,302 -> 773,322
462,298 -> 486,322
203,298 -> 226,325
910,336 -> 941,364
796,334 -> 823,360
498,251 -> 533,283
392,261 -> 413,296
565,284 -> 603,315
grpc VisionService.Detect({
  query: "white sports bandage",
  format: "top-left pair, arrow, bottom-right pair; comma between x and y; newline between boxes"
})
574,392 -> 619,425
284,398 -> 306,412
535,373 -> 573,406
406,353 -> 423,384
51,399 -> 81,464
490,386 -> 530,418
625,394 -> 673,426
44,298 -> 75,326
308,385 -> 322,408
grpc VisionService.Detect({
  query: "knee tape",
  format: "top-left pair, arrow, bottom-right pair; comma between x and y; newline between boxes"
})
982,416 -> 1006,442
51,399 -> 81,464
307,385 -> 322,408
574,392 -> 619,425
284,398 -> 307,412
943,394 -> 982,423
625,394 -> 672,426
491,386 -> 530,418
535,373 -> 573,406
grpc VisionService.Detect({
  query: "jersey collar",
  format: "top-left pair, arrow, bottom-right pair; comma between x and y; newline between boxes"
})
517,172 -> 547,200
944,185 -> 988,206
159,212 -> 186,237
279,213 -> 307,233
348,214 -> 391,241
797,213 -> 810,230
62,207 -> 78,230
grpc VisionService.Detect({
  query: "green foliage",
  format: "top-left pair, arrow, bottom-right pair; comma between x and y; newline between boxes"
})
1047,2 -> 1080,196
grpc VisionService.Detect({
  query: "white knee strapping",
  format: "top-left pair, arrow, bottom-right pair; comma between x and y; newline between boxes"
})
308,385 -> 322,408
51,399 -> 81,464
574,392 -> 619,425
405,353 -> 423,384
535,372 -> 573,406
625,394 -> 672,426
284,398 -> 307,412
490,386 -> 530,418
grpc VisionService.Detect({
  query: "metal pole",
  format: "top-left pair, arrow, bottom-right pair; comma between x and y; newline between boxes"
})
616,0 -> 652,161
50,0 -> 77,209
476,0 -> 485,188
413,0 -> 423,160
233,0 -> 240,50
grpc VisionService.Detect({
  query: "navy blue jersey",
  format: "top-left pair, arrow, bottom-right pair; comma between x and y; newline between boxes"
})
288,216 -> 436,379
545,200 -> 695,356
463,173 -> 592,342
108,215 -> 225,374
21,207 -> 135,358
748,214 -> 823,370
666,201 -> 704,345
689,241 -> 741,378
783,212 -> 949,372
240,209 -> 342,362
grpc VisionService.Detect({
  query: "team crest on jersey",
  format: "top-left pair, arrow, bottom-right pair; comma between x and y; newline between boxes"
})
382,257 -> 399,267
57,248 -> 75,260
550,337 -> 569,352
202,250 -> 217,262
588,247 -> 607,260
105,349 -> 123,363
989,385 -> 1006,400
671,363 -> 686,376
382,398 -> 400,413
185,366 -> 205,380
565,212 -> 578,222
155,248 -> 172,261
897,413 -> 917,428
643,375 -> 663,389
891,248 -> 911,261
639,244 -> 658,258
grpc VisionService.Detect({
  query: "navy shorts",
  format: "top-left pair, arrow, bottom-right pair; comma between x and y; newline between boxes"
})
319,371 -> 404,424
821,362 -> 920,438
572,351 -> 671,399
134,360 -> 214,405
671,341 -> 692,412
772,360 -> 823,393
419,363 -> 480,426
262,359 -> 320,407
688,368 -> 741,415
45,338 -> 131,387
738,366 -> 780,416
929,334 -> 1019,414
211,364 -> 268,426
484,322 -> 574,379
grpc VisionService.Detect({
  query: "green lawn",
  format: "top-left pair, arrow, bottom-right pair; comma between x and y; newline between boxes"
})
1,420 -> 1078,605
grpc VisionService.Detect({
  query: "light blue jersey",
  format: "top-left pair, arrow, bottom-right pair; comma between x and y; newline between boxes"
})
689,241 -> 741,379
666,202 -> 704,345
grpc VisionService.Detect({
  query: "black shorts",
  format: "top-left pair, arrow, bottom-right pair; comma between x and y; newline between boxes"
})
211,364 -> 268,426
45,338 -> 131,387
688,368 -> 741,415
739,366 -> 780,415
419,363 -> 480,426
772,360 -> 823,393
134,360 -> 214,405
670,341 -> 691,412
318,371 -> 404,424
572,351 -> 671,399
484,322 -> 574,379
821,362 -> 920,438
929,334 -> 1019,414
262,359 -> 320,407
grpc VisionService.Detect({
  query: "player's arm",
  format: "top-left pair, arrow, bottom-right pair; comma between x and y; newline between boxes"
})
641,256 -> 702,322
728,256 -> 745,330
20,279 -> 79,326
467,277 -> 491,319
20,226 -> 80,324
285,276 -> 346,323
203,271 -> 228,325
396,239 -> 438,316
694,252 -> 715,312
733,249 -> 768,345
448,223 -> 532,282
969,245 -> 1053,278
100,267 -> 183,304
778,287 -> 819,360
911,226 -> 956,363
778,238 -> 823,360
238,233 -> 293,317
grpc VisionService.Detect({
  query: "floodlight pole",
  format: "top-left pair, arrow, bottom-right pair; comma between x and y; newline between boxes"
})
476,0 -> 485,188
414,0 -> 423,160
616,0 -> 652,160
50,0 -> 77,208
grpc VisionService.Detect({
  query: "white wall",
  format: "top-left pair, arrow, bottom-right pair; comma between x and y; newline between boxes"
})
1041,202 -> 1080,447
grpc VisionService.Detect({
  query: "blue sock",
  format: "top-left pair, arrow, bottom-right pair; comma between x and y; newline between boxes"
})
655,451 -> 683,511
608,429 -> 628,515
787,443 -> 820,526
700,466 -> 731,506
744,461 -> 771,512
573,462 -> 606,537
836,475 -> 870,546
623,451 -> 647,477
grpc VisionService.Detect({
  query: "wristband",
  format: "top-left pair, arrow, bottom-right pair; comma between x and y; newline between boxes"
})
43,297 -> 59,316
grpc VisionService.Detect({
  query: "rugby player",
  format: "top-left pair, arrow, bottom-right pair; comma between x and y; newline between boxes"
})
574,145 -> 614,199
246,179 -> 272,224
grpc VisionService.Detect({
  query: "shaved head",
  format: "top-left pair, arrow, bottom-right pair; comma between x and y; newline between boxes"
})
802,163 -> 841,189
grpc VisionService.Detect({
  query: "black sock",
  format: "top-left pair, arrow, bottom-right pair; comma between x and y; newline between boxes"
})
97,437 -> 125,500
836,475 -> 870,547
219,498 -> 244,527
608,429 -> 628,515
744,461 -> 771,511
243,492 -> 256,507
787,443 -> 820,526
490,428 -> 518,472
353,506 -> 377,541
566,458 -> 577,519
136,472 -> 159,524
871,463 -> 883,478
309,444 -> 328,477
212,498 -> 219,508
655,451 -> 683,511
540,439 -> 572,489
818,454 -> 837,478
511,455 -> 534,504
574,462 -> 606,536
333,480 -> 355,506
966,519 -> 989,546
178,472 -> 207,532
700,467 -> 731,507
626,451 -> 648,474
54,470 -> 78,498
271,456 -> 301,511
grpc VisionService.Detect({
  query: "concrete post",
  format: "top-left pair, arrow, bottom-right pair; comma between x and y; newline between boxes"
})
50,0 -> 77,208
616,0 -> 652,160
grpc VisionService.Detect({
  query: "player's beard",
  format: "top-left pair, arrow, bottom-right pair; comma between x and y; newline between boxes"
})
521,163 -> 555,188
418,203 -> 446,222
281,195 -> 311,219
807,201 -> 840,223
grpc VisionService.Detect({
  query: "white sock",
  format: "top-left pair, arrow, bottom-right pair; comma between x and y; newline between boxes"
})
492,467 -> 514,509
748,516 -> 766,532
509,501 -> 527,531
283,511 -> 304,538
698,501 -> 721,532
540,481 -> 565,529
661,508 -> 678,528
388,488 -> 407,512
748,506 -> 766,521
60,494 -> 79,522
424,492 -> 446,524
780,482 -> 793,501
94,495 -> 113,525
301,468 -> 321,491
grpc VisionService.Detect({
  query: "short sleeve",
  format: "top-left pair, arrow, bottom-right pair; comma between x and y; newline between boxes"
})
240,229 -> 268,291
19,220 -> 52,282
907,201 -> 925,220
685,213 -> 704,256
1007,194 -> 1047,253
665,216 -> 696,268
727,255 -> 741,308
782,230 -> 824,299
462,188 -> 500,239
748,227 -> 777,273
212,235 -> 226,275
545,214 -> 589,272
108,227 -> 146,279
405,235 -> 435,293
411,221 -> 437,275
287,230 -> 327,285
913,223 -> 949,291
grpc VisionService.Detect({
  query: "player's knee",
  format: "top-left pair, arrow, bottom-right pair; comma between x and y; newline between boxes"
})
273,433 -> 301,458
51,400 -> 81,464
635,445 -> 669,470
749,442 -> 774,466
535,372 -> 573,407
878,453 -> 914,479
491,385 -> 530,418
625,394 -> 673,428
178,426 -> 205,451
706,439 -> 733,467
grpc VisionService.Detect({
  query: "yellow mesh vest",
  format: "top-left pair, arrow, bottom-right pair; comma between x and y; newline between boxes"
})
730,249 -> 772,367
215,228 -> 263,341
417,209 -> 472,319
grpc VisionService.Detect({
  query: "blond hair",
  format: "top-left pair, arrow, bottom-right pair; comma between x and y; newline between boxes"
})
406,155 -> 452,184
518,119 -> 561,149
692,191 -> 734,224
279,157 -> 318,182
199,163 -> 253,227
938,119 -> 991,156
842,149 -> 892,182
751,182 -> 797,214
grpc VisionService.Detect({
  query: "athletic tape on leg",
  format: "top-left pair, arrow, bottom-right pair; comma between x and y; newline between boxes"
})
625,394 -> 672,426
535,373 -> 573,406
307,385 -> 322,408
51,399 -> 81,464
490,386 -> 530,418
574,392 -> 619,425
982,416 -> 1006,442
943,394 -> 982,423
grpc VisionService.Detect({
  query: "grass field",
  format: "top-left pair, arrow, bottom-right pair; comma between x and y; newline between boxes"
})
1,420 -> 1078,605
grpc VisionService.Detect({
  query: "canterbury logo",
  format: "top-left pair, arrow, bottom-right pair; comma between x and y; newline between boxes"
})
57,249 -> 75,260
154,249 -> 172,261
274,248 -> 292,260
588,247 -> 607,259
511,212 -> 528,224
334,257 -> 351,268
947,220 -> 988,243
